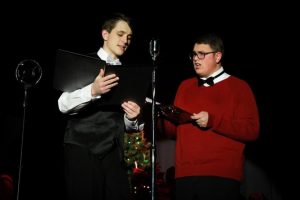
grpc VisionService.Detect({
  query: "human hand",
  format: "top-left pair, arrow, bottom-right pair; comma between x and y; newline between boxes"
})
122,101 -> 141,120
191,111 -> 209,128
91,69 -> 119,96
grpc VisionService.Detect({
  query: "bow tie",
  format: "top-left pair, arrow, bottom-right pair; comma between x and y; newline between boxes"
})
198,70 -> 225,86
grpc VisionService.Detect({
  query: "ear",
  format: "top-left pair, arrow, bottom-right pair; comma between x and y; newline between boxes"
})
102,30 -> 109,41
215,52 -> 222,63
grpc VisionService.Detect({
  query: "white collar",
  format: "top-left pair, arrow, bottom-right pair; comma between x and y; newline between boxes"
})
97,48 -> 121,65
202,67 -> 230,87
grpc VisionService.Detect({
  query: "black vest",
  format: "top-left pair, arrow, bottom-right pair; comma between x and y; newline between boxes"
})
63,56 -> 125,159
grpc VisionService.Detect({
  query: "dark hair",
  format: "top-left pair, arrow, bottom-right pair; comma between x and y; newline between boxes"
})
102,12 -> 132,33
194,33 -> 224,55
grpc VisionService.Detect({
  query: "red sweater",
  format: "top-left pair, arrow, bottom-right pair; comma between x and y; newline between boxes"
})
164,76 -> 259,181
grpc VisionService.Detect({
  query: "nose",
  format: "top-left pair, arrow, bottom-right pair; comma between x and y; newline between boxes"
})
121,35 -> 129,45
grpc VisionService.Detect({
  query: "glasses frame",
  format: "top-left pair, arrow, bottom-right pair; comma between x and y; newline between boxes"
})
189,51 -> 217,60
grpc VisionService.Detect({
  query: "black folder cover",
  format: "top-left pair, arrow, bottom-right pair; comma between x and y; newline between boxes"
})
103,64 -> 153,106
53,49 -> 153,106
53,49 -> 106,92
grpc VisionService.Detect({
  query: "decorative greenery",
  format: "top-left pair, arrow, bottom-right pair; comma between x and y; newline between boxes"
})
124,131 -> 152,199
124,131 -> 151,171
124,131 -> 175,200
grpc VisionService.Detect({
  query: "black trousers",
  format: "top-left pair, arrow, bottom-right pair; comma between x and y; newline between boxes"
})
64,144 -> 130,200
176,176 -> 241,200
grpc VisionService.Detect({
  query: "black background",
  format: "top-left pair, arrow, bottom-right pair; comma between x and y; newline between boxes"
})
1,1 -> 298,199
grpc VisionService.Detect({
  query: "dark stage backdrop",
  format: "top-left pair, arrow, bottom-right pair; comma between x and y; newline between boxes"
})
1,1 -> 298,199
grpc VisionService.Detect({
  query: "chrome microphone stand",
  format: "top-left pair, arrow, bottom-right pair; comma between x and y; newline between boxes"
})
15,59 -> 42,200
149,38 -> 160,200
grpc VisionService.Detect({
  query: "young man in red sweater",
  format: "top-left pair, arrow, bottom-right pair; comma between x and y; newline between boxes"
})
162,33 -> 260,200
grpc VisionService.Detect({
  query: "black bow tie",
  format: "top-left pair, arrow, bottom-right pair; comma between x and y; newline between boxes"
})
198,70 -> 225,86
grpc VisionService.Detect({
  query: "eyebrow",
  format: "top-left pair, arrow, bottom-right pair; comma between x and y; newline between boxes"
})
194,50 -> 212,53
116,30 -> 132,36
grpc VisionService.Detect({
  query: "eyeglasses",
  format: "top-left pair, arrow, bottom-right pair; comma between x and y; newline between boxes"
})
189,51 -> 217,60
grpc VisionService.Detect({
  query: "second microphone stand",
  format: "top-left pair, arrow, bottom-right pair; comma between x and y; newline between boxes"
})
149,39 -> 159,200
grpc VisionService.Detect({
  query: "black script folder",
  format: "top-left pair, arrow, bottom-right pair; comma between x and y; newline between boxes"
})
53,49 -> 106,92
102,64 -> 153,106
53,49 -> 153,106
159,104 -> 193,125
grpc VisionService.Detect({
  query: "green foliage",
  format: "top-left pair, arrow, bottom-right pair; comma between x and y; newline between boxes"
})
124,131 -> 151,171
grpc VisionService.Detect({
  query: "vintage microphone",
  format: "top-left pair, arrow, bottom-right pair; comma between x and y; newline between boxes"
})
15,59 -> 42,200
149,38 -> 160,200
150,39 -> 160,63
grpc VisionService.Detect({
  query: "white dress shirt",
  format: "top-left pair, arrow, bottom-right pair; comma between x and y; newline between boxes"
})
201,66 -> 230,87
58,48 -> 143,131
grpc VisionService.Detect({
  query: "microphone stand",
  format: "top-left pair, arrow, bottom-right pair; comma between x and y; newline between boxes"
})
150,60 -> 157,200
15,59 -> 42,200
16,85 -> 29,200
149,39 -> 159,200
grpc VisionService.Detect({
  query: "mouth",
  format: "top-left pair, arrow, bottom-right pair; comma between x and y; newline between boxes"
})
119,45 -> 127,51
194,62 -> 201,69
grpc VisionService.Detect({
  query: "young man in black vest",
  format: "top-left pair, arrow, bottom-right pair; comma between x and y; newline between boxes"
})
58,13 -> 143,200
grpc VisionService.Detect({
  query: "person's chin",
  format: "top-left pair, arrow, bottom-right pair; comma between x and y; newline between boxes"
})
116,49 -> 125,56
195,68 -> 203,74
